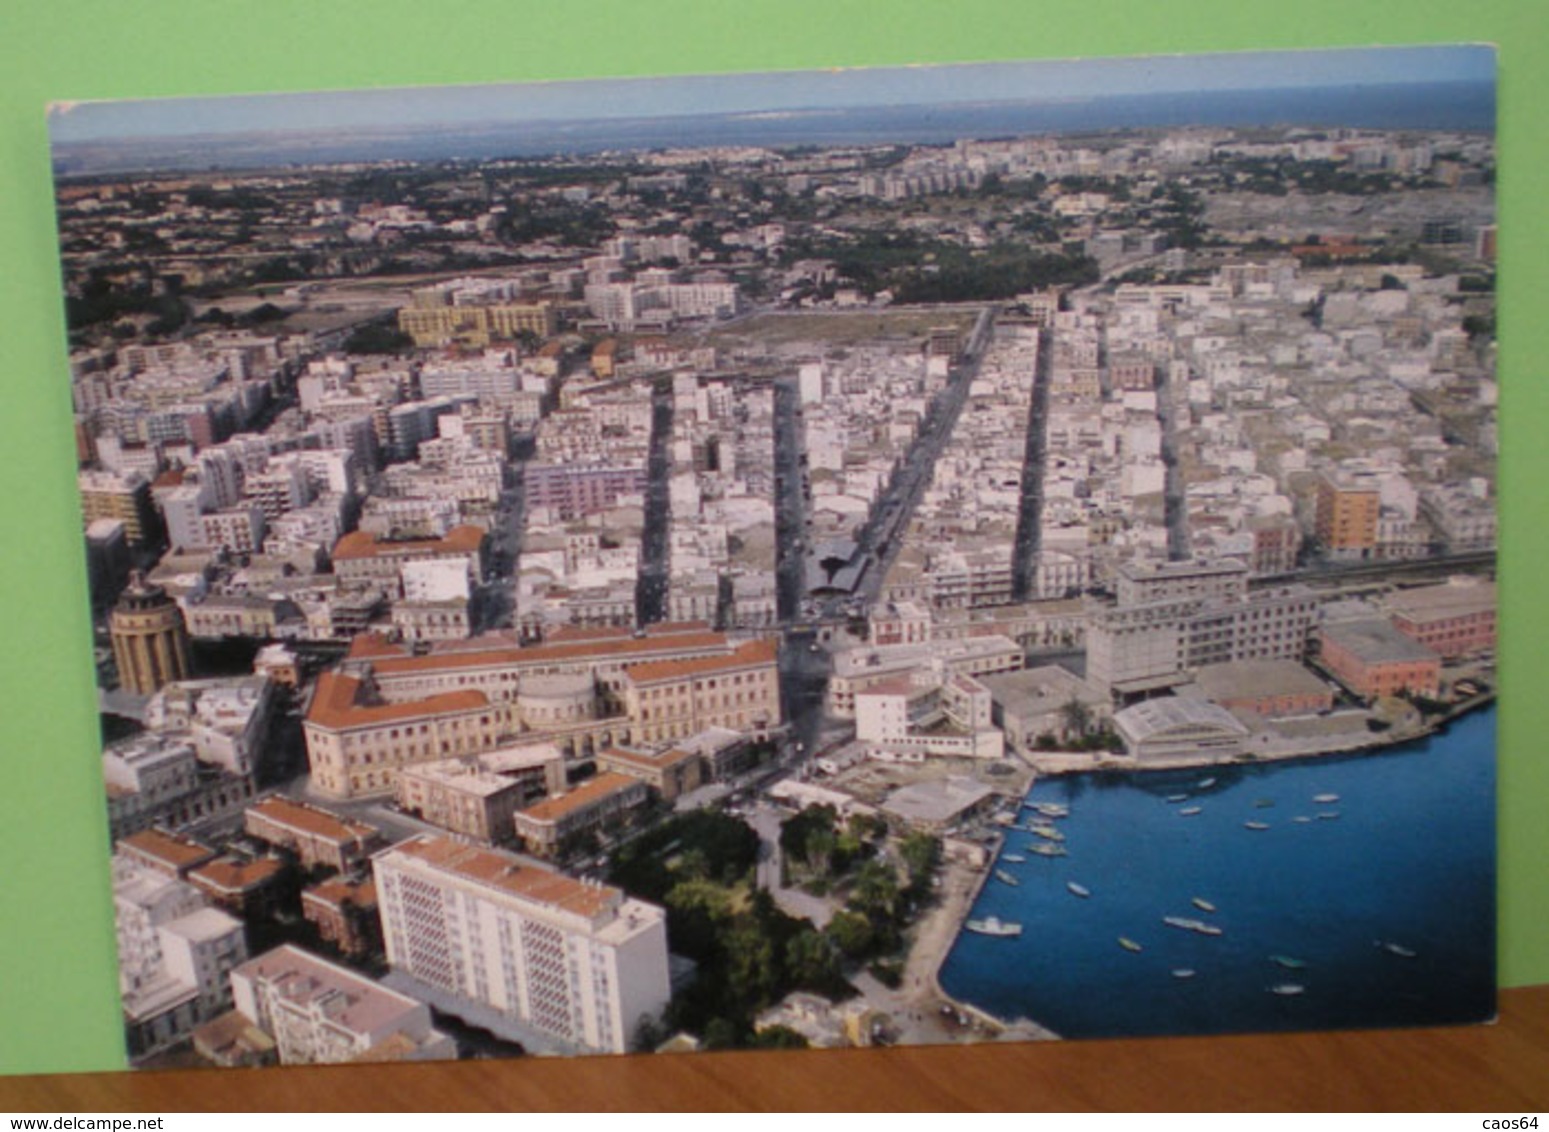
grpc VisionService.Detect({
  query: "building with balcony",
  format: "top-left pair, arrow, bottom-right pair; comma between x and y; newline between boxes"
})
373,835 -> 670,1054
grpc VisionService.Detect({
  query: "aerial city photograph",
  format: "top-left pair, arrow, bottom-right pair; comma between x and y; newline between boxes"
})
49,45 -> 1498,1067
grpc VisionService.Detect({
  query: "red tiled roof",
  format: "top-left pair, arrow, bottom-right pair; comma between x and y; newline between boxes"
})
332,524 -> 485,561
518,772 -> 642,824
369,631 -> 729,677
247,795 -> 380,845
306,671 -> 490,730
190,857 -> 285,894
623,637 -> 778,686
119,829 -> 216,872
387,835 -> 618,918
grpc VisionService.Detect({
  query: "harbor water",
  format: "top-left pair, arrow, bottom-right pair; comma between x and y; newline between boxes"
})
938,705 -> 1497,1039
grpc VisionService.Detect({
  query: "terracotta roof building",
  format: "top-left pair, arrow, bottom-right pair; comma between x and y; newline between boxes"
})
620,637 -> 782,745
303,672 -> 516,799
244,796 -> 383,872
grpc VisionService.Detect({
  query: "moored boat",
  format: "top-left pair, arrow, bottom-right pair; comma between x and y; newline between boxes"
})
1243,820 -> 1270,831
1163,915 -> 1224,937
1269,983 -> 1306,997
1191,897 -> 1217,913
966,915 -> 1022,937
1270,955 -> 1307,970
1118,936 -> 1143,952
1171,968 -> 1197,979
1313,793 -> 1340,804
1028,842 -> 1068,857
994,868 -> 1019,886
1379,940 -> 1418,958
1067,881 -> 1091,898
1001,853 -> 1026,864
1178,806 -> 1203,816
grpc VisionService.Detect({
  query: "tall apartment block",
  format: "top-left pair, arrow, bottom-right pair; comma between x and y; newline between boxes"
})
374,835 -> 670,1054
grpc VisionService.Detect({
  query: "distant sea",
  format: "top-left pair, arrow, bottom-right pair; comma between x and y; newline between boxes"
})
938,704 -> 1497,1040
51,80 -> 1494,177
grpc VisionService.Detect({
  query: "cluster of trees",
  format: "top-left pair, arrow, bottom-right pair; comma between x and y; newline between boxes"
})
66,269 -> 188,340
783,227 -> 1099,303
610,811 -> 849,1050
780,806 -> 941,986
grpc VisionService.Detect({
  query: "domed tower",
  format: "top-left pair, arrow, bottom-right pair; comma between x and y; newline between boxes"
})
109,572 -> 192,695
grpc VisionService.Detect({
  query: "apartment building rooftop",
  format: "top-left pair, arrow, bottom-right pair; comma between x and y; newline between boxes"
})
379,835 -> 619,920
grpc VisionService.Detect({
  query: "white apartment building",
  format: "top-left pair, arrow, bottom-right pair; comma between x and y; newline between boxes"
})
229,944 -> 455,1065
114,855 -> 248,1061
374,835 -> 670,1055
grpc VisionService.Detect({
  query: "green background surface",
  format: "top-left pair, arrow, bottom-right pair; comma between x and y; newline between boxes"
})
1,0 -> 1542,1077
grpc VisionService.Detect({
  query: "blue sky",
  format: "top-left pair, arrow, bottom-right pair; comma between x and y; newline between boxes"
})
48,45 -> 1495,143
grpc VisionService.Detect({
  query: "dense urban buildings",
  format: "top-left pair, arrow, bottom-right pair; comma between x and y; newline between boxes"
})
61,89 -> 1496,1060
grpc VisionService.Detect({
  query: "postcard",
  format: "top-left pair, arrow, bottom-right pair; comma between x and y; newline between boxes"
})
49,44 -> 1497,1067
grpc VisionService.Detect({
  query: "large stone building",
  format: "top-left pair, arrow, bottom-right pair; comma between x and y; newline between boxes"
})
619,638 -> 782,746
1085,558 -> 1317,698
373,835 -> 670,1055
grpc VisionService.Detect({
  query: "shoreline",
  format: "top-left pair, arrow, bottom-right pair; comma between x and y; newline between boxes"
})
1025,692 -> 1496,779
921,693 -> 1496,1037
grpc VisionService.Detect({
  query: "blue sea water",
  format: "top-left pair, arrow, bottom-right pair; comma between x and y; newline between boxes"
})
938,705 -> 1497,1039
54,81 -> 1493,176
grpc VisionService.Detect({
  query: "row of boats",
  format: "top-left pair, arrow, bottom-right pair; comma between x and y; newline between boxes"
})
966,783 -> 1419,1003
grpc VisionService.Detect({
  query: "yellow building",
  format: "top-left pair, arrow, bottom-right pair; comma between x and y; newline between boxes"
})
303,671 -> 517,799
110,573 -> 193,695
1316,472 -> 1380,559
621,637 -> 782,746
397,301 -> 557,348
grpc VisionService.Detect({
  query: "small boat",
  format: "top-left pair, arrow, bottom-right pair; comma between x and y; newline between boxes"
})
1031,802 -> 1070,819
1028,842 -> 1068,857
1271,955 -> 1308,970
1165,794 -> 1190,804
1067,881 -> 1091,898
1001,853 -> 1026,864
1254,798 -> 1275,809
1118,936 -> 1143,953
1178,806 -> 1203,817
1197,777 -> 1218,789
994,868 -> 1019,886
1269,984 -> 1306,997
1171,968 -> 1197,979
1163,916 -> 1224,937
1293,816 -> 1313,824
1313,793 -> 1340,804
966,916 -> 1022,937
1243,821 -> 1270,831
1316,812 -> 1341,821
1191,897 -> 1217,914
1379,941 -> 1418,959
1030,824 -> 1066,842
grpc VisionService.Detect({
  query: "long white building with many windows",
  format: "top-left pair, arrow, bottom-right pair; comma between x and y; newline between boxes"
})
373,835 -> 670,1055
